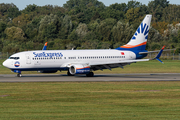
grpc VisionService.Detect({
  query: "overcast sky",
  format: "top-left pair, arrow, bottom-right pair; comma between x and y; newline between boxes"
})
1,0 -> 180,10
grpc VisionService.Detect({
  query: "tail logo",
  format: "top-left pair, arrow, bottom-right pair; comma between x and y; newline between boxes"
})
132,23 -> 149,40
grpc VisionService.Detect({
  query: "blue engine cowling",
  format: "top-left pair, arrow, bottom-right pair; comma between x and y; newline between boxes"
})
69,64 -> 90,75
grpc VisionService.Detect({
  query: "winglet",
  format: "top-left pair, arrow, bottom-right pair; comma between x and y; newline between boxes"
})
154,46 -> 165,64
42,42 -> 48,50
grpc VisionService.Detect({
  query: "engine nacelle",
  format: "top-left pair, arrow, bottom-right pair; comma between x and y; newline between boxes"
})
39,70 -> 58,73
69,64 -> 90,75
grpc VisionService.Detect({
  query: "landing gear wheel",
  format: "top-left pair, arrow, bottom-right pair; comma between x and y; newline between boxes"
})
67,71 -> 74,76
17,73 -> 22,77
86,72 -> 94,77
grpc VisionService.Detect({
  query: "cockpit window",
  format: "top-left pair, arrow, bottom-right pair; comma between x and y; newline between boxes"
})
9,57 -> 20,60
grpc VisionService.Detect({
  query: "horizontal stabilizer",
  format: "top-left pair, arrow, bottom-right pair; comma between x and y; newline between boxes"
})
156,58 -> 163,64
139,49 -> 175,54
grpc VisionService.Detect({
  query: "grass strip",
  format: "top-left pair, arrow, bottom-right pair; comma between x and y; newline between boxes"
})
0,82 -> 180,120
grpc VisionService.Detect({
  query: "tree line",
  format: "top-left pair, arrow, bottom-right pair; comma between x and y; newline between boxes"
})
0,0 -> 180,53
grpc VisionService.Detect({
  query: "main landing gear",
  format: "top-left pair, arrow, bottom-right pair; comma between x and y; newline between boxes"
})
67,70 -> 74,76
67,70 -> 94,77
17,73 -> 22,77
86,72 -> 94,77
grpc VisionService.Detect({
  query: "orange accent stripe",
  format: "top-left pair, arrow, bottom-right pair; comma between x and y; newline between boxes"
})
45,42 -> 48,46
76,66 -> 90,70
120,42 -> 147,48
162,45 -> 165,50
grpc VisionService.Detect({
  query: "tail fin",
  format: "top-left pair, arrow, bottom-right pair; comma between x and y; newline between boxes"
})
116,15 -> 152,51
42,42 -> 48,50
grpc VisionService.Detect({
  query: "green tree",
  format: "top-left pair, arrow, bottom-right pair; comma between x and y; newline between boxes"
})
95,18 -> 116,41
81,39 -> 100,49
12,13 -> 33,28
0,3 -> 20,20
4,26 -> 26,41
178,29 -> 180,43
68,29 -> 78,40
38,14 -> 60,40
112,21 -> 134,44
64,0 -> 105,23
101,7 -> 124,21
2,42 -> 20,53
151,42 -> 161,50
148,0 -> 169,22
125,7 -> 140,24
0,22 -> 7,38
127,0 -> 142,9
100,41 -> 112,49
63,0 -> 105,11
22,4 -> 37,14
148,27 -> 163,43
59,15 -> 72,39
162,4 -> 180,23
76,23 -> 88,39
25,16 -> 42,39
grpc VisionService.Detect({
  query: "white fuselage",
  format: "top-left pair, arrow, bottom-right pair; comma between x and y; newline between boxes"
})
3,49 -> 136,71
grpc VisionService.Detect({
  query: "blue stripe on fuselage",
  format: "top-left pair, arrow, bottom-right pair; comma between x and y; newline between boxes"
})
116,45 -> 148,59
10,67 -> 69,71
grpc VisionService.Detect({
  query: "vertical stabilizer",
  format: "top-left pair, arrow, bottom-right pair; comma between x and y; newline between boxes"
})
42,42 -> 48,50
117,15 -> 152,51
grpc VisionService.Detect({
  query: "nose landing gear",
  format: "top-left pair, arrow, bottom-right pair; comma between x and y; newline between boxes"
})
17,73 -> 22,77
13,70 -> 22,77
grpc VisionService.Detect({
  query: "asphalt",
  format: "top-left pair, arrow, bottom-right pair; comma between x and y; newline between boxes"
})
0,73 -> 180,82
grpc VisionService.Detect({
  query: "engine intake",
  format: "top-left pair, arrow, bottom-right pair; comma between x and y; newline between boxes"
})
69,64 -> 90,75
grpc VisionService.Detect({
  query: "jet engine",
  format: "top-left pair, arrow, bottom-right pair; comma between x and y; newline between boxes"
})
69,64 -> 90,75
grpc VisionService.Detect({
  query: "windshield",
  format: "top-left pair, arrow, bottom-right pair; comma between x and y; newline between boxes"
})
9,57 -> 20,60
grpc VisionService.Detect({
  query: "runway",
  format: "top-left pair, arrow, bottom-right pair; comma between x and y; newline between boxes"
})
0,73 -> 180,82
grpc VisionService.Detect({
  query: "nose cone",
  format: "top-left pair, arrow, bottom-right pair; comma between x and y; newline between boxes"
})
3,60 -> 9,68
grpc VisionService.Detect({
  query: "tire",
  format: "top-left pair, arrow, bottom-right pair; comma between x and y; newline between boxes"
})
86,72 -> 94,77
17,74 -> 22,77
67,71 -> 74,76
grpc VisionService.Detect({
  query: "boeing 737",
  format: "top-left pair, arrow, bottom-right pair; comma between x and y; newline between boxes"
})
2,14 -> 165,77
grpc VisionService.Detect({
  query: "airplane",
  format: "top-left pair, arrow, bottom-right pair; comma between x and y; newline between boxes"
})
2,14 -> 165,77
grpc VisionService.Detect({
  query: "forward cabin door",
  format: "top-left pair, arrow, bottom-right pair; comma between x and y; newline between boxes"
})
26,54 -> 31,64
